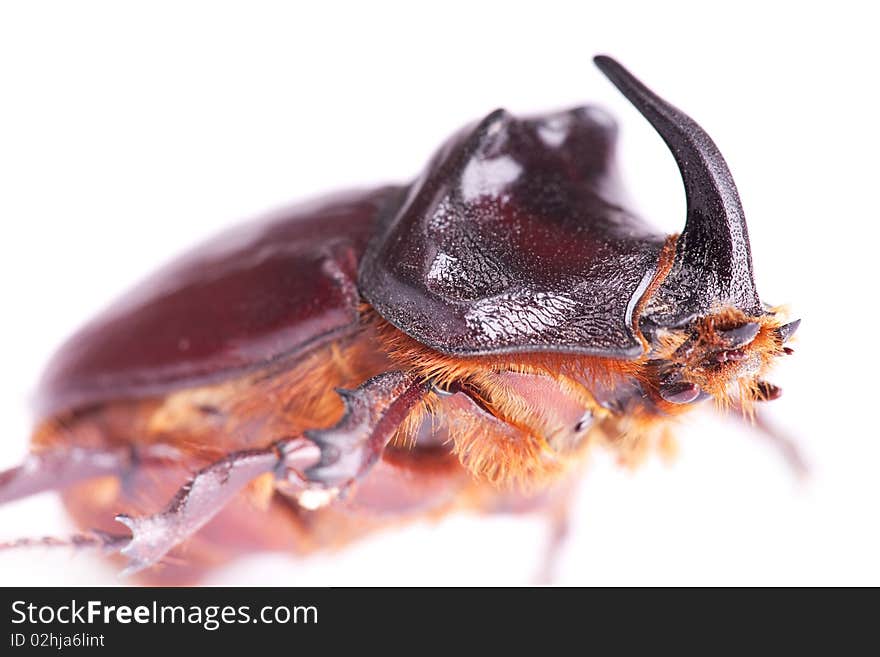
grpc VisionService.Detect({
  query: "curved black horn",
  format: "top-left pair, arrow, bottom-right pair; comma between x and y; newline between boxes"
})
593,55 -> 761,326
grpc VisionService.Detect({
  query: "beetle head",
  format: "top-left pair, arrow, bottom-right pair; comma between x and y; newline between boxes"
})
642,309 -> 799,410
593,56 -> 798,407
363,55 -> 797,409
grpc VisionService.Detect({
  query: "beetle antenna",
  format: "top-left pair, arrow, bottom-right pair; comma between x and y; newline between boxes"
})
593,55 -> 761,325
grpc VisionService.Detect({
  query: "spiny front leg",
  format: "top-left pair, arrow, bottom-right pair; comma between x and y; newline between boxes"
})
114,371 -> 426,574
115,438 -> 318,575
304,371 -> 426,490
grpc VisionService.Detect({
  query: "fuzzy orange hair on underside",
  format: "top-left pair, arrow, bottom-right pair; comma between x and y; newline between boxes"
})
367,310 -> 666,486
368,301 -> 794,486
368,310 -> 644,394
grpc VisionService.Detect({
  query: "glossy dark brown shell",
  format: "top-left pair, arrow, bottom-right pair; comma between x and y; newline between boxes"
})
359,107 -> 668,357
37,65 -> 760,418
36,188 -> 402,417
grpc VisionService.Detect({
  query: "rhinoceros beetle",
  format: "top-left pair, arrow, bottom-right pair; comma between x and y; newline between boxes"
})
0,55 -> 798,582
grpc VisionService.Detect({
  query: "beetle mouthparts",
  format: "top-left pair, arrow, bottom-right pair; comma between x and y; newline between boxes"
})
716,322 -> 761,349
593,55 -> 761,327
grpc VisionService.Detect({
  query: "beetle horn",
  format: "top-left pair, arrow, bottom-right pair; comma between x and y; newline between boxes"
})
593,55 -> 761,326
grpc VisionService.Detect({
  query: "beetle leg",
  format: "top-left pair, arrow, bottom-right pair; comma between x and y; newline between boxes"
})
301,371 -> 427,491
728,406 -> 809,481
113,371 -> 426,574
748,411 -> 809,481
0,440 -> 316,574
115,437 -> 319,575
534,485 -> 576,586
0,371 -> 427,574
0,444 -> 182,506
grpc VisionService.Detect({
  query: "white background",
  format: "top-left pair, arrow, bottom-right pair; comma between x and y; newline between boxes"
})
0,1 -> 877,586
